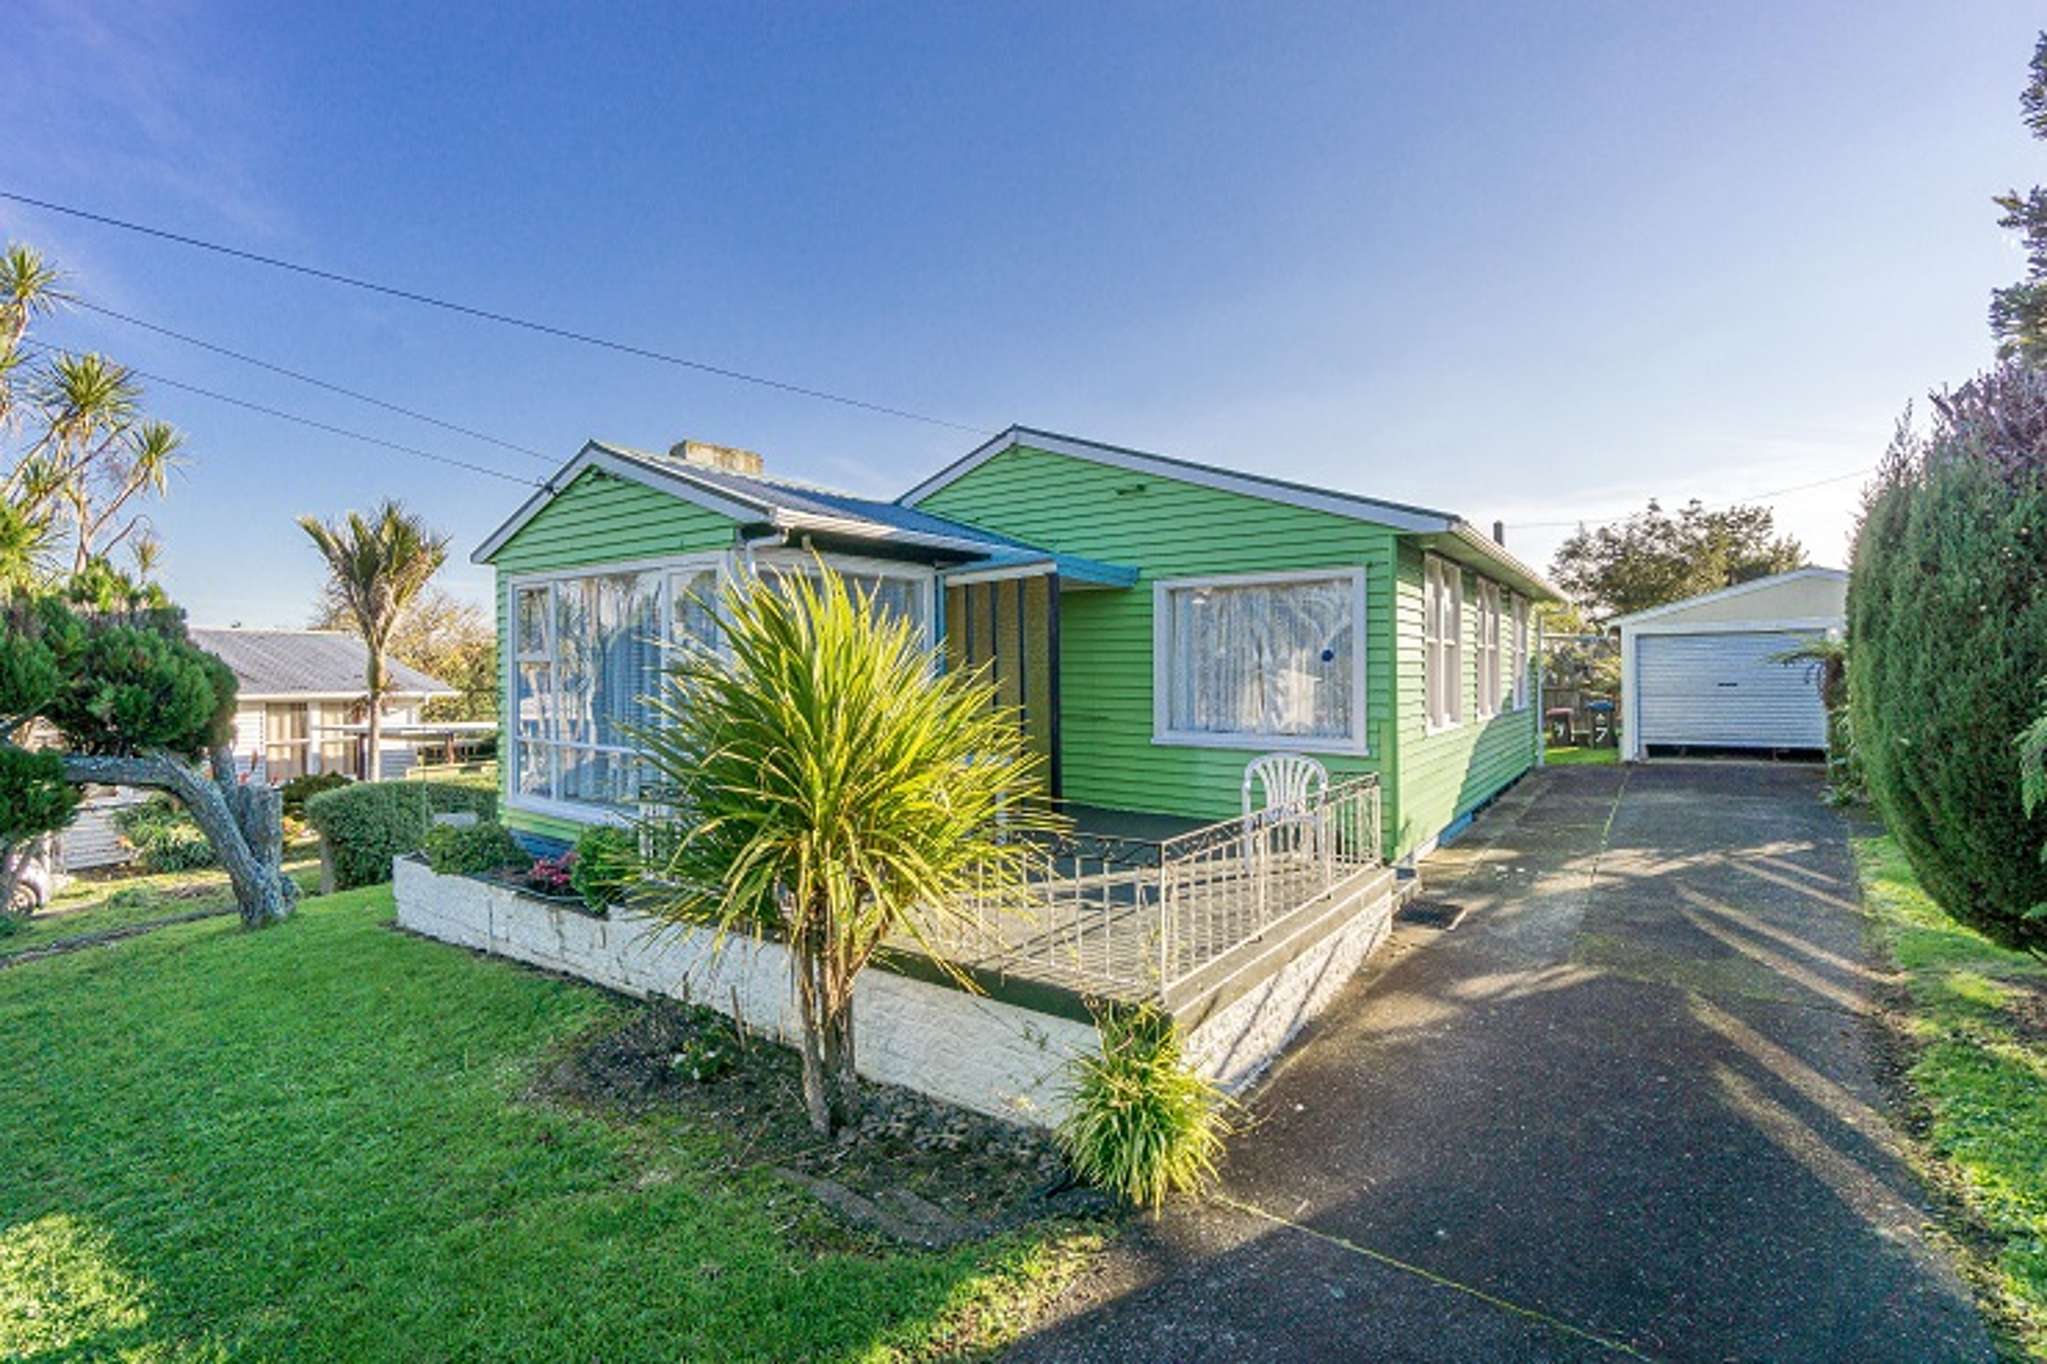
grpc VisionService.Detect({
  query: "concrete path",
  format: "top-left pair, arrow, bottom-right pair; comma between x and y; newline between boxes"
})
1007,764 -> 1992,1362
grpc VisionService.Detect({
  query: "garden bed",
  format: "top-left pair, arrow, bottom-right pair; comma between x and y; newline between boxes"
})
538,1000 -> 1103,1246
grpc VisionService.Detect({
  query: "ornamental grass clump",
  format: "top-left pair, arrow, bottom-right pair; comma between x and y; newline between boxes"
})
630,562 -> 1058,1136
1058,1003 -> 1231,1211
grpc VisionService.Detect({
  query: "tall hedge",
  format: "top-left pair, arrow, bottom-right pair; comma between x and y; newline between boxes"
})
304,781 -> 432,890
1849,363 -> 2047,943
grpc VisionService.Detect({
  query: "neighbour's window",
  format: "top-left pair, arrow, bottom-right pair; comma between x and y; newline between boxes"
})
1476,580 -> 1503,719
1511,594 -> 1531,710
1153,569 -> 1366,751
263,704 -> 309,782
1424,556 -> 1463,731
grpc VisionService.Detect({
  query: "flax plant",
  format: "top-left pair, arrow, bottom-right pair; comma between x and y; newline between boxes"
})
631,563 -> 1061,1135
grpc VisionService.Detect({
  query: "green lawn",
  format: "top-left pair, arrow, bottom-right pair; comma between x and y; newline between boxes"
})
1,856 -> 321,962
1543,743 -> 1618,767
0,887 -> 1094,1361
1853,835 -> 2047,1357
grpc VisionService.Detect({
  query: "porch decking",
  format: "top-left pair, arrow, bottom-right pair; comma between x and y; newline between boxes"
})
898,775 -> 1387,1010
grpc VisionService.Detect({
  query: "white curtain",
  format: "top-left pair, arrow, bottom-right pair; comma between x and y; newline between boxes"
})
1168,577 -> 1354,739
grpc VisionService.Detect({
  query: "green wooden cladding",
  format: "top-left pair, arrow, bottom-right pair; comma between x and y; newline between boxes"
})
481,445 -> 1539,862
917,443 -> 1537,860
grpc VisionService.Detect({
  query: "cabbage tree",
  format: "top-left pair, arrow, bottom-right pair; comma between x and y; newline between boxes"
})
632,565 -> 1058,1134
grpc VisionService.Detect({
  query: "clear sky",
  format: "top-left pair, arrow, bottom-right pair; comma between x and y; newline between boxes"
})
4,1 -> 2040,625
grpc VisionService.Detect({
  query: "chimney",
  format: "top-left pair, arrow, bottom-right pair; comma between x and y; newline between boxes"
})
1492,519 -> 1506,546
670,439 -> 764,476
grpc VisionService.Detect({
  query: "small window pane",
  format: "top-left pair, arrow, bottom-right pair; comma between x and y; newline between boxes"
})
671,568 -> 722,653
559,748 -> 635,806
517,587 -> 548,657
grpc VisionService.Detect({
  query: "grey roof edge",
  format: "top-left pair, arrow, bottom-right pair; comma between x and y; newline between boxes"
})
189,627 -> 458,698
898,425 -> 1564,599
1607,566 -> 1849,628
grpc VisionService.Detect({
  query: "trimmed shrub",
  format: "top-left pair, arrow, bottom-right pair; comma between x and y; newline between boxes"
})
304,781 -> 431,889
422,820 -> 526,877
569,825 -> 635,913
415,779 -> 497,822
113,796 -> 217,873
1057,1003 -> 1231,1210
279,771 -> 350,818
1850,363 -> 2047,943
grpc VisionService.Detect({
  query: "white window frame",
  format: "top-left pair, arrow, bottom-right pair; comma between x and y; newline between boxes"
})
1510,593 -> 1532,711
1150,566 -> 1370,756
1475,579 -> 1503,720
749,548 -> 938,647
1424,555 -> 1464,734
505,550 -> 731,825
504,549 -> 938,824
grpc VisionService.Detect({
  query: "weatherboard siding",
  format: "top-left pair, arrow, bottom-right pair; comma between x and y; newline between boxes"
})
914,443 -> 1404,842
1392,540 -> 1538,859
486,467 -> 739,843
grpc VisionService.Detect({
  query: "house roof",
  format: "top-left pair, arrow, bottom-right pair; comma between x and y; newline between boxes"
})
190,628 -> 456,700
472,428 -> 1561,601
898,426 -> 1564,601
1606,567 -> 1849,629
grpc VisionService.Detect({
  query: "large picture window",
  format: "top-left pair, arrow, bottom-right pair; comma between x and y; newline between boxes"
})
1424,555 -> 1463,732
1152,568 -> 1367,753
509,552 -> 933,817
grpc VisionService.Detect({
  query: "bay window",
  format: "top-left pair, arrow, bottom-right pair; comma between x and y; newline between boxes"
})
1424,555 -> 1463,732
509,552 -> 933,817
1152,568 -> 1367,753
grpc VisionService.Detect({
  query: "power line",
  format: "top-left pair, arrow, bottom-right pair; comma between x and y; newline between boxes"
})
0,188 -> 995,436
1507,466 -> 1873,532
16,337 -> 544,488
71,297 -> 559,466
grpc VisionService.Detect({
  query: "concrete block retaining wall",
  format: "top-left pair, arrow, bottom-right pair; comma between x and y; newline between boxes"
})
394,856 -> 1396,1128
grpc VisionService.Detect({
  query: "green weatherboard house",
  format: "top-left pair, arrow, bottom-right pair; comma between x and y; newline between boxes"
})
473,427 -> 1562,863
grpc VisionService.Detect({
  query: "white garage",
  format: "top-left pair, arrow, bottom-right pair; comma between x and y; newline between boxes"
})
1613,567 -> 1847,762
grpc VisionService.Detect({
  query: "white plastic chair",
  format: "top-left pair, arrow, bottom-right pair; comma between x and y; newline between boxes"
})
1242,752 -> 1329,824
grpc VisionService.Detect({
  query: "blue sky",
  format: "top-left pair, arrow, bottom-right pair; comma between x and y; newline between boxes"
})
4,1 -> 2040,625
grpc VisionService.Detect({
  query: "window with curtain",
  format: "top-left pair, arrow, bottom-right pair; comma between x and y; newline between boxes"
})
263,704 -> 309,782
1476,579 -> 1503,719
1424,555 -> 1463,731
510,555 -> 929,813
1154,570 -> 1364,750
1511,594 -> 1531,710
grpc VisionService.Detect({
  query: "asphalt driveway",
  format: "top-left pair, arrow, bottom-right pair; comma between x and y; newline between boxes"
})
1006,763 -> 1992,1362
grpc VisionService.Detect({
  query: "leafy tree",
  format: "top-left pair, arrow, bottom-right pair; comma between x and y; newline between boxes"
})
1850,363 -> 2047,946
310,585 -> 496,722
1991,33 -> 2047,364
299,502 -> 450,779
0,581 -> 297,926
632,565 -> 1059,1135
1550,498 -> 1806,620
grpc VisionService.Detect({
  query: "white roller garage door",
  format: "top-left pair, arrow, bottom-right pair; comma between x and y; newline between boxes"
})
1636,631 -> 1826,750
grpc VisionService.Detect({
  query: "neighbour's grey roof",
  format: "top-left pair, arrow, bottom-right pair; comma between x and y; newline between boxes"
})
188,628 -> 455,699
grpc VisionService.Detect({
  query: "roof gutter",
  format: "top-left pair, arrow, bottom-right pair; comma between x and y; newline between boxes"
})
1439,520 -> 1567,602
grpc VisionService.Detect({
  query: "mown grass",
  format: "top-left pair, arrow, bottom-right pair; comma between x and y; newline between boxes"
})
1543,743 -> 1618,767
1853,834 -> 2047,1357
0,887 -> 1095,1361
1,856 -> 321,961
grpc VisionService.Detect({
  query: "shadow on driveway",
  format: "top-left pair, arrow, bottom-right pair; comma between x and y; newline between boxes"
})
1004,764 -> 1992,1362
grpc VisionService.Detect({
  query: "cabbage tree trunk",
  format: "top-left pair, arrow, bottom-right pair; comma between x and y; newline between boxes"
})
60,745 -> 298,927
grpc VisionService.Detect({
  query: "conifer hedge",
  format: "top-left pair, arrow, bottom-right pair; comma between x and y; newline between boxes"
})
1848,363 -> 2047,943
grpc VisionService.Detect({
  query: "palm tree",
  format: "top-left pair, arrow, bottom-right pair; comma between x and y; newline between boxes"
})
632,565 -> 1061,1135
0,244 -> 68,429
299,501 -> 449,781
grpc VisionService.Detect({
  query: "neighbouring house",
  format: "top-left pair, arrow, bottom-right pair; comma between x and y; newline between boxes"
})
1612,566 -> 1847,762
395,428 -> 1564,1124
473,428 -> 1562,862
55,630 -> 461,874
188,628 -> 459,783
